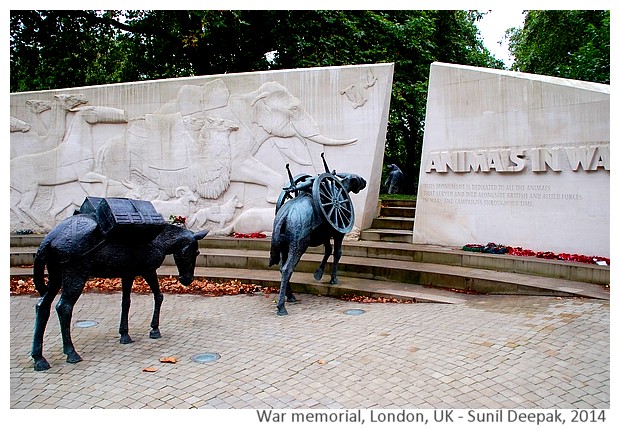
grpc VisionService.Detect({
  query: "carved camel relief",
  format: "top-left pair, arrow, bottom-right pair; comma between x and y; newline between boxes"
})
147,114 -> 240,200
93,113 -> 240,201
10,94 -> 89,159
11,102 -> 127,227
11,78 -> 360,233
93,79 -> 358,205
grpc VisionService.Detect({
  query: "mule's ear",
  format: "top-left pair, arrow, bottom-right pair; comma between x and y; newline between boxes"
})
194,229 -> 209,240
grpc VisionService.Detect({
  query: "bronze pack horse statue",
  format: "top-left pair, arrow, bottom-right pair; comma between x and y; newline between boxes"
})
30,208 -> 208,371
269,159 -> 366,316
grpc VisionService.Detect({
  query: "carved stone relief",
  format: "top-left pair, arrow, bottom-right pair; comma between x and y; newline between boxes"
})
339,69 -> 378,109
10,99 -> 128,227
10,73 -> 373,234
187,195 -> 244,231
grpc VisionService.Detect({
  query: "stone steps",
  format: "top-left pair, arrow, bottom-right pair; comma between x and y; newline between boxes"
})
379,198 -> 417,208
377,206 -> 416,218
371,216 -> 415,230
195,248 -> 608,299
10,234 -> 610,302
361,197 -> 415,243
359,228 -> 413,243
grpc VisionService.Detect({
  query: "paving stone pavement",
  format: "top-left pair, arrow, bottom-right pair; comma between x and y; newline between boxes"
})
10,291 -> 609,410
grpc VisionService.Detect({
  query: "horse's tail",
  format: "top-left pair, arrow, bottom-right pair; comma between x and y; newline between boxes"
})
33,233 -> 56,297
268,213 -> 285,267
268,244 -> 280,267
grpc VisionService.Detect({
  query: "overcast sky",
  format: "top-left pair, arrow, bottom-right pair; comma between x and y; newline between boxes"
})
476,9 -> 526,68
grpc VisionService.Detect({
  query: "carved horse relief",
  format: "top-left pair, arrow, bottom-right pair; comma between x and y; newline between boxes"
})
10,116 -> 30,133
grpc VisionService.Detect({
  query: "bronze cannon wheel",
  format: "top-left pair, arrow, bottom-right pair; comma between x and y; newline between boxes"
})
311,173 -> 354,234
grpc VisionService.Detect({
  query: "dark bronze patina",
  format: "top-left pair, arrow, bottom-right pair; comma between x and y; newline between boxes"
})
269,155 -> 366,316
30,197 -> 208,371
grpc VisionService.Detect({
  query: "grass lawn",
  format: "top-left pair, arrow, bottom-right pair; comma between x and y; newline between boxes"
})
379,193 -> 416,201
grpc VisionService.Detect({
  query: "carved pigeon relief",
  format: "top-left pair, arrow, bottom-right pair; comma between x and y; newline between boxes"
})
340,69 -> 378,109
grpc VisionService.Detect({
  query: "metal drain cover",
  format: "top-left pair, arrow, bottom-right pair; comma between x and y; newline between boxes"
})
74,320 -> 98,328
191,353 -> 221,363
345,309 -> 366,315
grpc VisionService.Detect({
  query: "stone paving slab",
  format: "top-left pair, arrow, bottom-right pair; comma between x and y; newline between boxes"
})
10,291 -> 609,410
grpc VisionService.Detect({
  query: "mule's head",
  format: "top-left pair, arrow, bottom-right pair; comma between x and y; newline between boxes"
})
337,173 -> 367,194
172,228 -> 209,286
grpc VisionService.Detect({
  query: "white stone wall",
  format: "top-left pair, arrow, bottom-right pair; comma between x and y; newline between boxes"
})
414,62 -> 610,257
10,64 -> 394,235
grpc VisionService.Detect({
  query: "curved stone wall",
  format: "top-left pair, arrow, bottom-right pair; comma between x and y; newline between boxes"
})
10,63 -> 394,235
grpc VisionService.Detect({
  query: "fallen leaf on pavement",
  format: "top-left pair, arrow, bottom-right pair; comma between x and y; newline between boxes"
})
142,367 -> 158,372
160,357 -> 177,364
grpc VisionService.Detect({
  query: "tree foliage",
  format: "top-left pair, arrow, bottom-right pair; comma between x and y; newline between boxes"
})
507,10 -> 610,84
10,10 -> 502,194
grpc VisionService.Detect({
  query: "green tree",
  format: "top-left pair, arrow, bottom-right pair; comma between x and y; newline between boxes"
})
506,10 -> 610,84
10,10 -> 502,194
255,10 -> 501,193
10,11 -> 130,91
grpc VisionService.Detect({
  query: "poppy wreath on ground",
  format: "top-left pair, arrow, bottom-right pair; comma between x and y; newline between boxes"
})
484,243 -> 509,254
232,232 -> 267,239
507,247 -> 537,257
169,215 -> 187,225
462,244 -> 484,252
462,243 -> 508,254
462,243 -> 610,266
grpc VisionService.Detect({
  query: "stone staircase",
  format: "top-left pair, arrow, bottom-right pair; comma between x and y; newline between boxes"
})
360,198 -> 415,242
10,216 -> 610,304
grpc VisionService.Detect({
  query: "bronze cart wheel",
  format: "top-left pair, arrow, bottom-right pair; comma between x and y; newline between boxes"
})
311,173 -> 354,234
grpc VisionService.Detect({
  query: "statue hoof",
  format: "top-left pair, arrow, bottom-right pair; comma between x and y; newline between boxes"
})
65,351 -> 83,364
149,329 -> 162,339
33,357 -> 51,371
329,278 -> 339,285
120,335 -> 134,344
313,270 -> 324,281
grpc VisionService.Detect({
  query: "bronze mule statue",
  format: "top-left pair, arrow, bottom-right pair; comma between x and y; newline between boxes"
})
30,204 -> 208,371
269,158 -> 366,316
